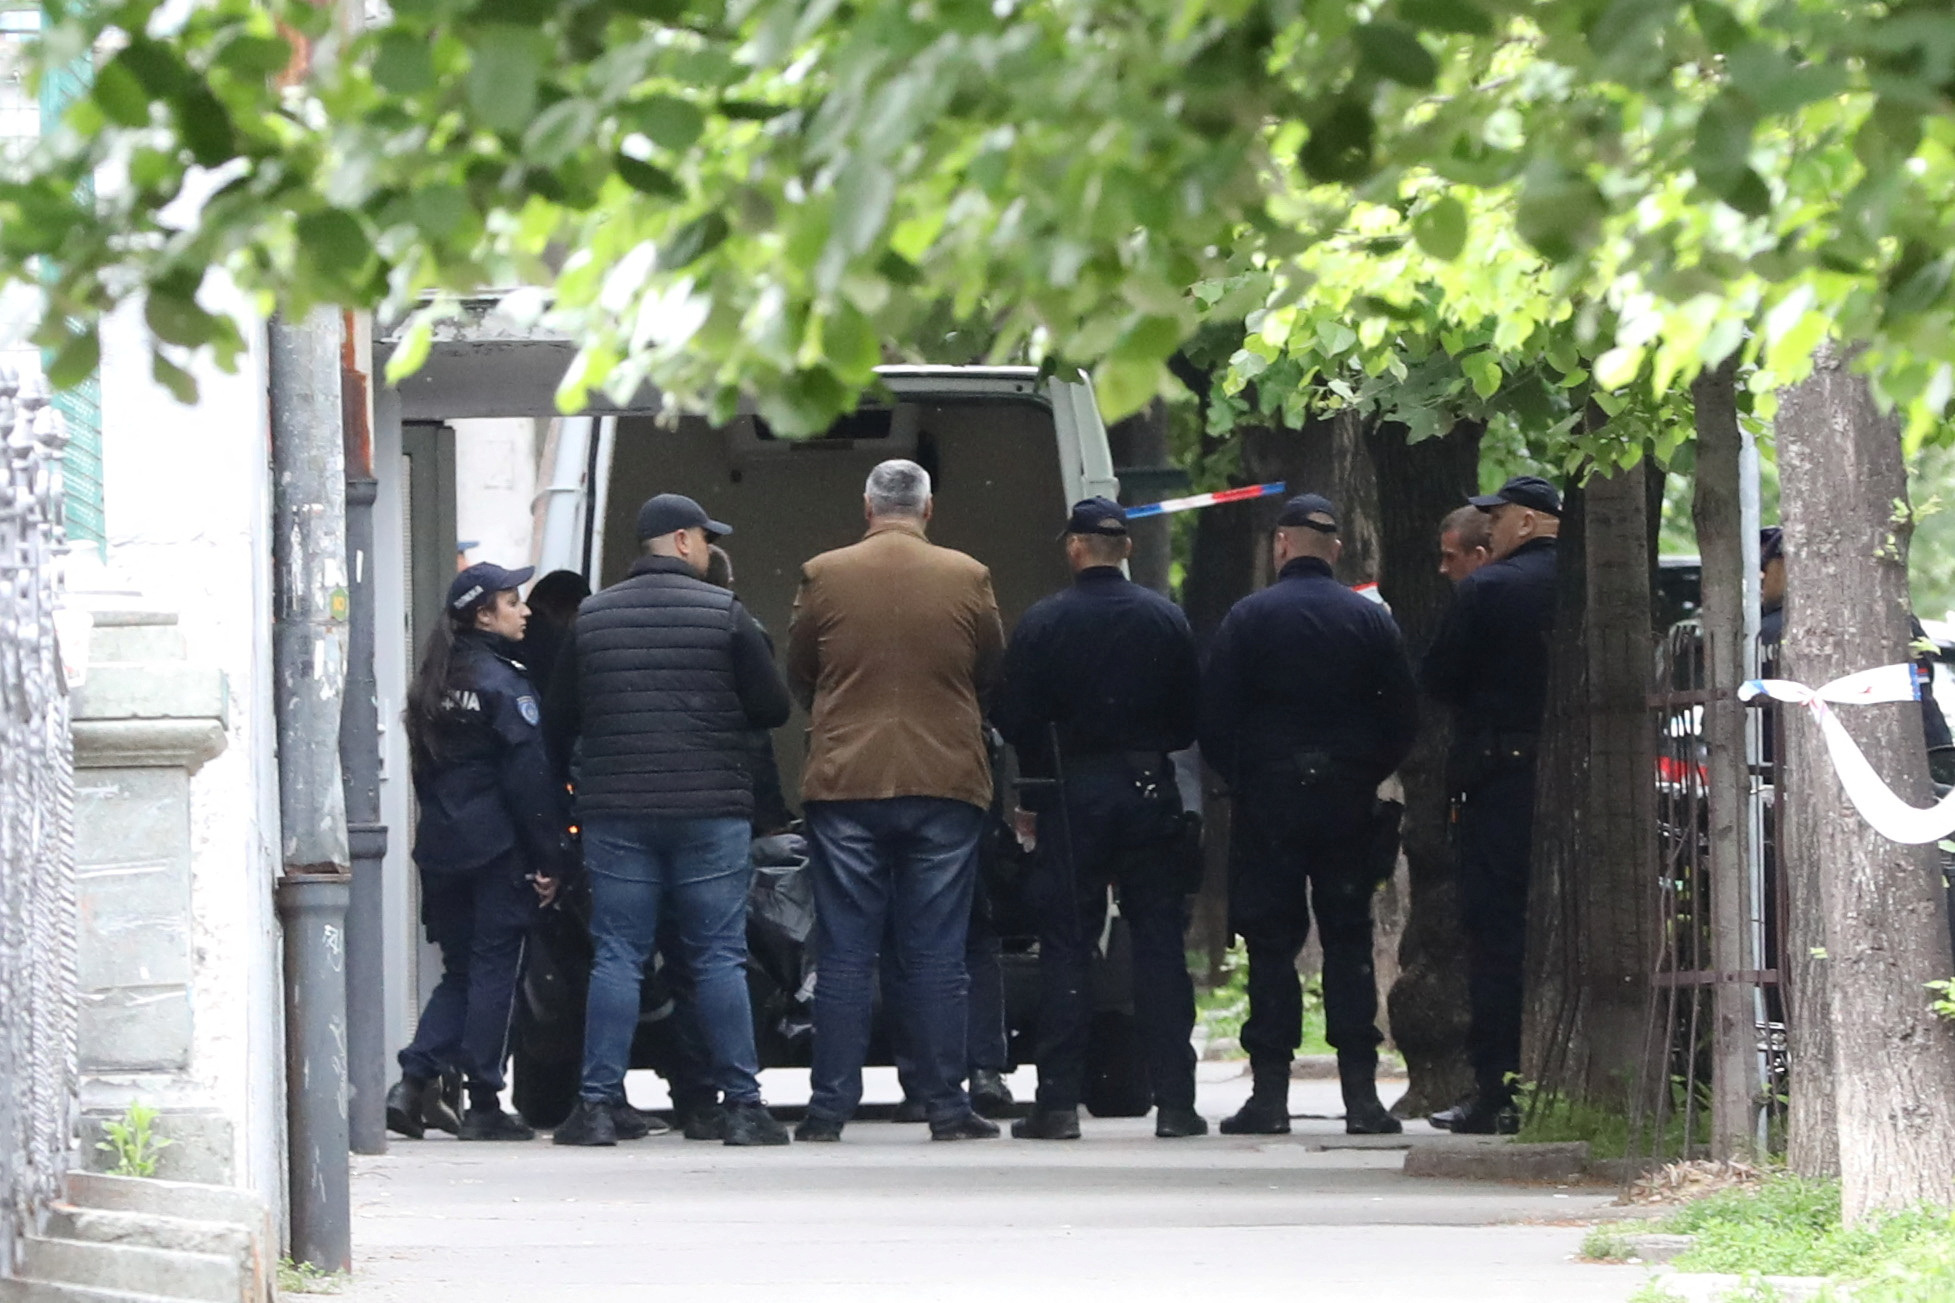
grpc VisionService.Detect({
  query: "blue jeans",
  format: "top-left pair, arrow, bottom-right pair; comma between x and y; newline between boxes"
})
885,898 -> 1007,1101
804,797 -> 984,1125
578,816 -> 762,1106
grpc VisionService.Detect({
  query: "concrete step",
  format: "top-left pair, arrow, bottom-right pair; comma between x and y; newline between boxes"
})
17,1237 -> 239,1303
0,1275 -> 187,1303
42,1207 -> 252,1264
61,1176 -> 262,1232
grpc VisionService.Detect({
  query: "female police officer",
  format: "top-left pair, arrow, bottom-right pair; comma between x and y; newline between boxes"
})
386,561 -> 573,1141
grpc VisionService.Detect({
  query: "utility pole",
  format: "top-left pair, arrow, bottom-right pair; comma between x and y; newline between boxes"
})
269,306 -> 353,1272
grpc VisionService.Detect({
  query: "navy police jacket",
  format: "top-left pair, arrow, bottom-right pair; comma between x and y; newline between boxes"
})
993,566 -> 1200,776
1421,537 -> 1558,740
412,631 -> 571,879
1199,556 -> 1418,789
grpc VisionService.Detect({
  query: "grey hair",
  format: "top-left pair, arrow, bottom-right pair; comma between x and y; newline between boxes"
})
865,459 -> 931,517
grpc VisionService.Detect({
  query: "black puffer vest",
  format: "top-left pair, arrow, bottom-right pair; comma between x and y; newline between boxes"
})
573,556 -> 753,820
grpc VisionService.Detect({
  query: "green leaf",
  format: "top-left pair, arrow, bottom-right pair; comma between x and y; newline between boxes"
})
1401,0 -> 1493,37
1691,92 -> 1755,191
1299,99 -> 1375,184
616,154 -> 682,198
91,61 -> 151,129
144,285 -> 214,349
627,95 -> 705,152
467,27 -> 544,135
385,315 -> 434,384
1355,22 -> 1439,88
1412,195 -> 1468,261
372,31 -> 435,96
658,212 -> 730,270
525,98 -> 597,166
295,209 -> 373,280
151,353 -> 198,404
409,184 -> 469,238
172,88 -> 237,168
46,330 -> 99,390
214,33 -> 293,78
1515,162 -> 1604,262
115,40 -> 190,98
1461,350 -> 1501,400
1095,353 -> 1165,422
1725,44 -> 1848,116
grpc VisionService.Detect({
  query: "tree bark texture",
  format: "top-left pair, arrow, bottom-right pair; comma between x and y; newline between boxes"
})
1692,359 -> 1763,1158
1783,713 -> 1841,1177
1367,418 -> 1483,1115
1778,348 -> 1955,1221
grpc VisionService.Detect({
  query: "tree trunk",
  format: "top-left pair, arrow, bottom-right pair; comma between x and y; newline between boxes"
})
1367,417 -> 1483,1116
1576,463 -> 1657,1107
1778,347 -> 1955,1222
1106,398 -> 1175,596
1692,358 -> 1762,1158
1783,713 -> 1841,1177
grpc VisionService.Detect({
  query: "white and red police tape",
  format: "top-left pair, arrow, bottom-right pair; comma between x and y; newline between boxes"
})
1123,481 -> 1286,519
1740,664 -> 1955,844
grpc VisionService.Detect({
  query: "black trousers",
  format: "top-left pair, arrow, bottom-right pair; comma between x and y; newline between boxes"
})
886,896 -> 1008,1102
1030,767 -> 1197,1113
1230,775 -> 1384,1072
398,852 -> 539,1111
1456,765 -> 1535,1100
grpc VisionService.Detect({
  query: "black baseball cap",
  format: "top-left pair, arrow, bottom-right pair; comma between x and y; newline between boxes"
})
1760,526 -> 1784,565
448,561 -> 534,614
1062,496 -> 1128,538
636,493 -> 732,542
1469,475 -> 1562,517
1276,493 -> 1339,533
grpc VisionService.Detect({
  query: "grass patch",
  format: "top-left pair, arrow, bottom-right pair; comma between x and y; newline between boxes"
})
278,1259 -> 347,1295
1626,1281 -> 1687,1303
1658,1174 -> 1953,1281
1191,944 -> 1330,1055
1581,1224 -> 1635,1261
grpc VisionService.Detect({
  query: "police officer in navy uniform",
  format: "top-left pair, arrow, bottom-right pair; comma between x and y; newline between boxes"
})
1201,493 -> 1418,1136
1420,475 -> 1560,1135
386,561 -> 581,1142
995,497 -> 1207,1140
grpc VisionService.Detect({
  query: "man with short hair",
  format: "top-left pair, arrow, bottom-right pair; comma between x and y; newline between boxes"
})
1201,494 -> 1418,1136
545,493 -> 794,1147
1420,474 -> 1561,1135
995,497 -> 1205,1140
787,459 -> 1006,1142
1438,504 -> 1494,583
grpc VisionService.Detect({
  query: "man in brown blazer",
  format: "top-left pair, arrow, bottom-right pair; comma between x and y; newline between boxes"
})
786,459 -> 1005,1142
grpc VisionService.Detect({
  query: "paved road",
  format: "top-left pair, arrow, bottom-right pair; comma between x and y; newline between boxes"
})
341,1065 -> 1650,1303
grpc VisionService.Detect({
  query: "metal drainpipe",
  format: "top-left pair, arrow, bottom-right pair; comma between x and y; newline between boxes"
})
339,311 -> 388,1156
269,307 -> 354,1272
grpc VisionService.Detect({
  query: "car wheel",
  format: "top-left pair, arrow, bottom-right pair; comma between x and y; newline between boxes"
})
512,1042 -> 580,1130
1083,1009 -> 1152,1118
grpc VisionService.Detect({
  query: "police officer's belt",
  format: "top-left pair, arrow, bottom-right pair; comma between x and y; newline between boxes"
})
1062,749 -> 1173,777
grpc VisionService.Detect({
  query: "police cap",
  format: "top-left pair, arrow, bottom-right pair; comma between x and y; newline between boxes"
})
1062,496 -> 1128,538
1468,475 -> 1562,517
1276,493 -> 1339,533
636,492 -> 733,542
448,561 -> 535,614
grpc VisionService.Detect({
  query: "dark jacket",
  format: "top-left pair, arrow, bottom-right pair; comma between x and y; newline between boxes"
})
412,632 -> 571,878
546,554 -> 792,821
1421,537 -> 1558,740
1761,604 -> 1952,752
993,566 -> 1199,776
1199,557 -> 1419,789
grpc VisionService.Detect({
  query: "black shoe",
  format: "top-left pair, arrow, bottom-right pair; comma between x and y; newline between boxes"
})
458,1107 -> 536,1142
931,1111 -> 1001,1141
969,1069 -> 1015,1118
385,1077 -> 428,1139
552,1099 -> 617,1147
1451,1101 -> 1520,1135
1344,1099 -> 1404,1135
1336,1055 -> 1404,1136
682,1106 -> 726,1142
723,1101 -> 790,1147
794,1114 -> 845,1142
433,1072 -> 464,1136
1218,1098 -> 1291,1135
1010,1107 -> 1080,1140
891,1097 -> 929,1124
1155,1107 -> 1208,1138
1428,1103 -> 1467,1130
610,1102 -> 670,1140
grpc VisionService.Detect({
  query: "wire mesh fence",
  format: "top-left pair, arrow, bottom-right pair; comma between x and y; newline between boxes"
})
0,369 -> 78,1274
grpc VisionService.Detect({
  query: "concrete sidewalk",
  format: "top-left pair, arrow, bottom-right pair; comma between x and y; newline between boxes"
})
339,1065 -> 1649,1303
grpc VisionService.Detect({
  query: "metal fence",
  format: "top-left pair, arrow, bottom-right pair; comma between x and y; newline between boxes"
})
0,369 -> 77,1274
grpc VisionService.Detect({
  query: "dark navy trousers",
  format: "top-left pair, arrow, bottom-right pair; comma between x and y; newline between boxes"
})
1456,765 -> 1535,1101
398,852 -> 539,1112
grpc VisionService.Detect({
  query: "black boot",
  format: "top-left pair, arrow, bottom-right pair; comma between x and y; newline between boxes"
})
969,1069 -> 1014,1118
459,1106 -> 537,1142
610,1101 -> 670,1140
385,1077 -> 429,1139
1011,1107 -> 1081,1140
891,1097 -> 929,1124
681,1105 -> 726,1141
1219,1061 -> 1291,1135
930,1111 -> 1001,1141
1155,1106 -> 1208,1138
723,1101 -> 791,1146
430,1071 -> 463,1135
1337,1051 -> 1402,1136
552,1098 -> 617,1147
1452,1088 -> 1520,1135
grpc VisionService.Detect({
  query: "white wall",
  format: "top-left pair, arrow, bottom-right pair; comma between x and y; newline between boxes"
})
92,293 -> 283,1211
452,419 -> 540,572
